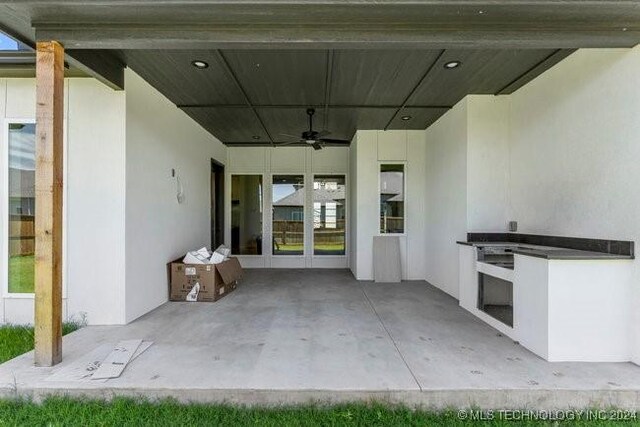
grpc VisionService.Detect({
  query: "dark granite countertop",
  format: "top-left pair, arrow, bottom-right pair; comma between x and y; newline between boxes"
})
456,241 -> 634,260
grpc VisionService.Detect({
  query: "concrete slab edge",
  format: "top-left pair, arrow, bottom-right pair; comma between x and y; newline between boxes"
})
0,387 -> 639,410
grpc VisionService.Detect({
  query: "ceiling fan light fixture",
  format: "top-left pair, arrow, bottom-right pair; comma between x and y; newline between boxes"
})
191,60 -> 209,69
444,61 -> 462,69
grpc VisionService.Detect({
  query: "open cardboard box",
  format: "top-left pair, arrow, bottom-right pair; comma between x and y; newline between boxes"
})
168,257 -> 243,302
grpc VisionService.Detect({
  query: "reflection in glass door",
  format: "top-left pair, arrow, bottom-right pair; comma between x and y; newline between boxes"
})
272,175 -> 304,255
313,175 -> 346,255
7,123 -> 36,294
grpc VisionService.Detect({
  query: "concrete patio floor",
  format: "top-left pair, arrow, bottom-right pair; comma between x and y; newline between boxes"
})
1,269 -> 639,409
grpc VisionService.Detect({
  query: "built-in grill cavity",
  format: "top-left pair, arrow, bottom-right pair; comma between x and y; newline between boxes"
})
476,246 -> 515,269
477,246 -> 514,327
478,273 -> 513,327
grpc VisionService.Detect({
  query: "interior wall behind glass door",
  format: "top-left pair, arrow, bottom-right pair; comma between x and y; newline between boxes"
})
313,175 -> 346,255
7,123 -> 36,293
272,175 -> 304,255
231,175 -> 263,255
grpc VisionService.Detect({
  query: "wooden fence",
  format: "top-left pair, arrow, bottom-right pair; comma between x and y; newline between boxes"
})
9,214 -> 35,256
273,220 -> 346,245
380,216 -> 404,233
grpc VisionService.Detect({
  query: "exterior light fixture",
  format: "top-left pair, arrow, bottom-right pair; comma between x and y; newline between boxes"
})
444,61 -> 461,69
191,60 -> 209,69
252,135 -> 261,140
401,115 -> 412,121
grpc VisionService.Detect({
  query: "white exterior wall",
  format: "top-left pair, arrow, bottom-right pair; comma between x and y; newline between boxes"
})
124,69 -> 227,323
466,96 -> 510,232
506,48 -> 640,365
0,77 -> 127,325
424,47 -> 640,363
424,102 -> 468,298
0,70 -> 226,325
225,146 -> 349,269
349,137 -> 358,277
67,79 -> 127,325
350,130 -> 426,280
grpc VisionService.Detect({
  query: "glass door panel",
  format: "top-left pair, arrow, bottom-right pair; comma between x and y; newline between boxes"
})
272,175 -> 304,255
313,175 -> 346,255
231,175 -> 263,255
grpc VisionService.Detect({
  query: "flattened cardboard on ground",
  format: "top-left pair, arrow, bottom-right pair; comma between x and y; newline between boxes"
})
91,339 -> 142,380
169,256 -> 242,302
46,341 -> 154,383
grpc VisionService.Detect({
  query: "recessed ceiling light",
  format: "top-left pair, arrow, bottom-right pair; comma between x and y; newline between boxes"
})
191,60 -> 209,69
444,61 -> 462,69
252,135 -> 261,140
401,115 -> 412,121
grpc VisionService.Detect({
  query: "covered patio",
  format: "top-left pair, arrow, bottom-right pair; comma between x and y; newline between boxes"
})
1,269 -> 639,409
0,0 -> 639,411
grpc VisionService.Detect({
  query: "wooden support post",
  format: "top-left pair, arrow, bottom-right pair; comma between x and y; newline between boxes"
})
34,41 -> 64,367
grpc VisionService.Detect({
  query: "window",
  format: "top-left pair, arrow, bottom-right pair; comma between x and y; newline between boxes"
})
380,164 -> 405,234
7,123 -> 36,293
231,175 -> 263,255
313,175 -> 346,255
272,175 -> 304,255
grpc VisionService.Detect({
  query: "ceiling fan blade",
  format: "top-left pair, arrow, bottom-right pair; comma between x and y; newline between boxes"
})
312,142 -> 323,151
279,133 -> 301,140
318,138 -> 350,145
276,140 -> 302,146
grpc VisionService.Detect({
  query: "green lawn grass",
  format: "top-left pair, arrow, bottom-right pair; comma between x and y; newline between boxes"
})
273,243 -> 345,253
1,397 -> 632,426
8,254 -> 34,294
313,243 -> 345,251
0,322 -> 81,364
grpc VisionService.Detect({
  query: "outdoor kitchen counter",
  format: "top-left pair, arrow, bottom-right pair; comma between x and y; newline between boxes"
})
456,241 -> 634,260
457,237 -> 634,362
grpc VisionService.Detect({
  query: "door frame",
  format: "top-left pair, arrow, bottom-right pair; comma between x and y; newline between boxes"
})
210,158 -> 225,249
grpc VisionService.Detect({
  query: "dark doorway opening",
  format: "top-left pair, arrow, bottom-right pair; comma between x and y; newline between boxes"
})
211,159 -> 225,249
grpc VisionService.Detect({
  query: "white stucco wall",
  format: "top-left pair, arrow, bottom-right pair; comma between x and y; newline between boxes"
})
124,69 -> 227,323
423,47 -> 640,363
506,47 -> 640,365
349,138 -> 358,277
350,130 -> 426,281
466,96 -> 510,232
424,103 -> 468,298
1,69 -> 227,325
0,77 -> 127,325
66,79 -> 127,325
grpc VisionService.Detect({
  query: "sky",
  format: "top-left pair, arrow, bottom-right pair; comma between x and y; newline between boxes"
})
9,124 -> 36,170
273,184 -> 296,203
0,33 -> 19,51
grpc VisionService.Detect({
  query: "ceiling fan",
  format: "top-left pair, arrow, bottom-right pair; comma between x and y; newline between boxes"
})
277,108 -> 350,150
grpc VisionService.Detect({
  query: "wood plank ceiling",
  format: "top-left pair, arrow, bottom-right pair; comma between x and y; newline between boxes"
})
121,48 -> 572,146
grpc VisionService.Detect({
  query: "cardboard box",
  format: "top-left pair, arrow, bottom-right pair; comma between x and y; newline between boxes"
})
169,257 -> 243,302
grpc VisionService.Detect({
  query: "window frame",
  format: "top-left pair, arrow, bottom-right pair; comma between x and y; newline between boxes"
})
3,118 -> 37,298
378,162 -> 407,236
